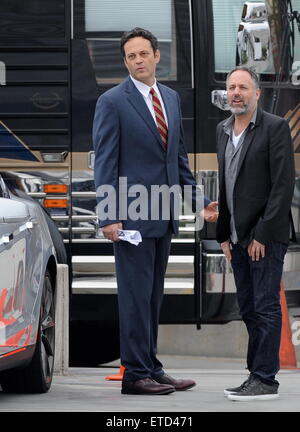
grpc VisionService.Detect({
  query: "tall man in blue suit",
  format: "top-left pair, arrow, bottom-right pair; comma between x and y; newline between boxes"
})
93,28 -> 218,395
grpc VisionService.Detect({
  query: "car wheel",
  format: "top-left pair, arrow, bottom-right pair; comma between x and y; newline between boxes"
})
0,270 -> 55,393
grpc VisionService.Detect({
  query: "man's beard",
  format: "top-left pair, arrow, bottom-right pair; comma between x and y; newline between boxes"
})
229,103 -> 249,116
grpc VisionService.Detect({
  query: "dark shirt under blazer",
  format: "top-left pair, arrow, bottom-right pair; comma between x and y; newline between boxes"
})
223,110 -> 256,244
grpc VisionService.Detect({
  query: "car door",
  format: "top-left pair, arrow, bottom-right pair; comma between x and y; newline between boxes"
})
0,195 -> 31,350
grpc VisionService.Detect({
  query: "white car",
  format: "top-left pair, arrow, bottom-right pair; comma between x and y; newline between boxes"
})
0,176 -> 58,393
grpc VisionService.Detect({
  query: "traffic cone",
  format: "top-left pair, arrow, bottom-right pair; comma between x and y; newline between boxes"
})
279,281 -> 299,369
105,365 -> 125,381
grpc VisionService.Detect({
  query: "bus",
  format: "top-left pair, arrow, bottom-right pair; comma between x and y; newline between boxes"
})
0,0 -> 299,366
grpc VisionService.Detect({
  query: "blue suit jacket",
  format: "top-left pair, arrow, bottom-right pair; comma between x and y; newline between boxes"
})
93,76 -> 210,238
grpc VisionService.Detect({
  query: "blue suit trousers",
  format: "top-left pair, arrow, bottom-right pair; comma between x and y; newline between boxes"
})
113,229 -> 172,382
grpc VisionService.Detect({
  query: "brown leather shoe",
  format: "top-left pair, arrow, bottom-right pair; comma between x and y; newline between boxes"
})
121,378 -> 175,395
155,374 -> 196,391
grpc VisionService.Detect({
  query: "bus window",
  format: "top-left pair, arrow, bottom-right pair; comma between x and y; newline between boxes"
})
0,0 -> 65,39
74,0 -> 191,86
212,0 -> 300,82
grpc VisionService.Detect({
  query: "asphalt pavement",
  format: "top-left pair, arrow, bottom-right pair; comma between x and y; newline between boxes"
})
0,355 -> 299,416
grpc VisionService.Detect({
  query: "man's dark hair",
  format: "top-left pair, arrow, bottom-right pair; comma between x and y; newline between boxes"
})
226,66 -> 260,88
120,27 -> 158,58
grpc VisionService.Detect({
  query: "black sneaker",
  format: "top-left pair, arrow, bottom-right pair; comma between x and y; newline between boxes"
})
227,377 -> 279,401
223,375 -> 253,396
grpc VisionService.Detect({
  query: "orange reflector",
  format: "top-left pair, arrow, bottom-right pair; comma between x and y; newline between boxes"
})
44,184 -> 68,194
43,199 -> 68,208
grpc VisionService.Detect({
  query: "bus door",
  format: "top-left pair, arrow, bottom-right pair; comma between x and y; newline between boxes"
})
193,0 -> 300,313
69,0 -> 208,365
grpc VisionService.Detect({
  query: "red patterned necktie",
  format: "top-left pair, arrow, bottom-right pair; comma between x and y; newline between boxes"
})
150,87 -> 168,149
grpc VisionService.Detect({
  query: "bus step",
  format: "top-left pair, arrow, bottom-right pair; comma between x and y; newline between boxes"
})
72,255 -> 194,276
72,277 -> 194,295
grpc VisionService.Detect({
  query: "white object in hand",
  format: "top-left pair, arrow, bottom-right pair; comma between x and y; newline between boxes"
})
117,229 -> 142,246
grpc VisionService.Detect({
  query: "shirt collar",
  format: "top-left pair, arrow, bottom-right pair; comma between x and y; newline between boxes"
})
130,75 -> 158,98
223,108 -> 258,135
249,108 -> 257,128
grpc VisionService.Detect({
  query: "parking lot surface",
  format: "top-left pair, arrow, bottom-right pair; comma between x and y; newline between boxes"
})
0,356 -> 299,414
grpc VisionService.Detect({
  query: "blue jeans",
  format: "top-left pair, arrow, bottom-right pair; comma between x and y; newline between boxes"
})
231,241 -> 288,384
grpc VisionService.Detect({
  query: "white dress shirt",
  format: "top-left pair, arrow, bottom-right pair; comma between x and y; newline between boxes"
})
130,75 -> 168,127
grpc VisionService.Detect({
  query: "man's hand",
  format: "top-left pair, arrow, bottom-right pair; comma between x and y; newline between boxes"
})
221,240 -> 232,262
247,239 -> 265,261
102,222 -> 123,242
201,201 -> 219,222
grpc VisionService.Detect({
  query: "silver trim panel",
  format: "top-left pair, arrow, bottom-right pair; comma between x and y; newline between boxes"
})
72,277 -> 194,295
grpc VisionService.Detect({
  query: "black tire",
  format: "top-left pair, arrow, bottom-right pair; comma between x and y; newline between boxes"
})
69,321 -> 120,366
0,271 -> 55,393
